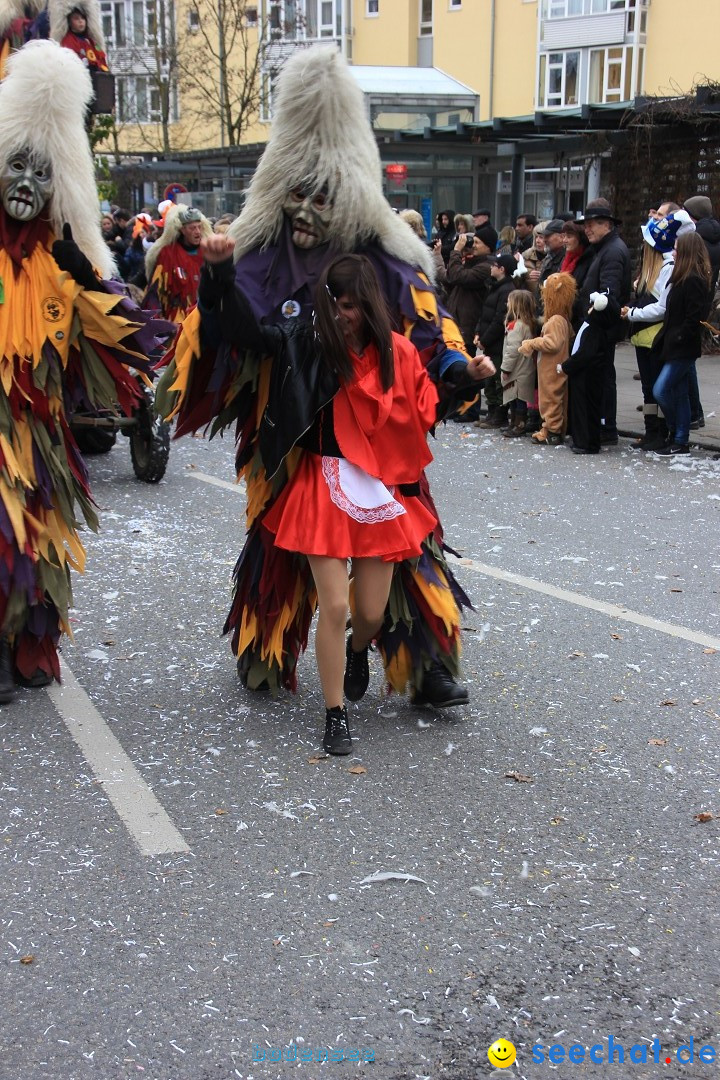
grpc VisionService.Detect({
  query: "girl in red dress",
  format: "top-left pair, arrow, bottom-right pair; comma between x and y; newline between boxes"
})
201,239 -> 440,755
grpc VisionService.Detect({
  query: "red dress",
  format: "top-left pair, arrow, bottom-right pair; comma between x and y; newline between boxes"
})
263,333 -> 439,561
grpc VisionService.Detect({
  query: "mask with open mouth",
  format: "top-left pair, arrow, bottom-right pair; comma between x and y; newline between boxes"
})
1,150 -> 53,222
282,186 -> 334,249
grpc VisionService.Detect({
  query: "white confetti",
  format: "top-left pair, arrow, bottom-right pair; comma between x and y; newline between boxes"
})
357,871 -> 427,886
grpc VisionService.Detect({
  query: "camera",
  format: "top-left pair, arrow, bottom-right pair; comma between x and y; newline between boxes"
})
462,234 -> 475,249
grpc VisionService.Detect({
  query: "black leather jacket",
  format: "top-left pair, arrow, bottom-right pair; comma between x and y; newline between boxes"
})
198,258 -> 338,480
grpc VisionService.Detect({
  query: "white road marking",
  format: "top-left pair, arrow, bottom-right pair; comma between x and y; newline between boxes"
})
447,555 -> 720,652
188,467 -> 720,650
47,660 -> 190,857
188,469 -> 245,494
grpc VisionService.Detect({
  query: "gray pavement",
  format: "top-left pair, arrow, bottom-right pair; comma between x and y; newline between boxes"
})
1,417 -> 719,1080
616,342 -> 720,449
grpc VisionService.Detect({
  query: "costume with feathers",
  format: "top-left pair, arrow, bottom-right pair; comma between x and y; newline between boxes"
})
143,205 -> 212,323
157,47 -> 474,696
0,43 -> 171,683
0,0 -> 45,77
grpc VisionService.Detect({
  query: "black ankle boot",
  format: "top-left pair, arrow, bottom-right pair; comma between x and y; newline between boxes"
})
344,636 -> 369,702
412,662 -> 469,708
0,638 -> 16,704
323,705 -> 352,755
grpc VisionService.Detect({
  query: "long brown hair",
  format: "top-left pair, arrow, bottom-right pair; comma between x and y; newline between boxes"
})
314,255 -> 394,390
671,231 -> 712,288
505,288 -> 538,336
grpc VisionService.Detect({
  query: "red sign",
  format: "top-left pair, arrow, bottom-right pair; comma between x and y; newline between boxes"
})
385,164 -> 408,181
164,183 -> 188,202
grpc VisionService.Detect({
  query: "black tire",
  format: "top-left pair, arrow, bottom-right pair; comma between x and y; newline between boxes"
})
73,426 -> 117,455
129,393 -> 170,483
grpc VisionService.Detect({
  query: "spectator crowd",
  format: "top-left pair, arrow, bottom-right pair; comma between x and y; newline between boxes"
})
104,190 -> 719,459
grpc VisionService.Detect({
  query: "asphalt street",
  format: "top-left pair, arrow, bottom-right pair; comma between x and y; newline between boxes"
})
1,371 -> 720,1080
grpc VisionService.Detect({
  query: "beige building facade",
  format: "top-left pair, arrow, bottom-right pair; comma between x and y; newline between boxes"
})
104,0 -> 720,217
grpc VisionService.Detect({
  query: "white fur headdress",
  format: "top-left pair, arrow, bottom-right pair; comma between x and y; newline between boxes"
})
145,203 -> 213,279
0,40 -> 114,278
49,0 -> 106,49
227,45 -> 433,279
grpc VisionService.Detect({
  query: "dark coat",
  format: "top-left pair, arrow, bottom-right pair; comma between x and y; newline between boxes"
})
474,276 -> 517,360
695,216 -> 720,291
444,252 -> 492,346
566,245 -> 595,330
579,227 -> 631,344
651,273 -> 713,364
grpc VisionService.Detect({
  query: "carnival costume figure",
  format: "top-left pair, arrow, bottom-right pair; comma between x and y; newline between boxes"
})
0,0 -> 45,77
50,0 -> 109,71
157,46 -> 483,705
0,41 -> 172,701
143,204 -> 213,323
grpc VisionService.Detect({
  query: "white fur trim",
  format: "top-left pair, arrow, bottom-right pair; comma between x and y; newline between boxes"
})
0,41 -> 114,278
227,46 -> 434,281
49,0 -> 105,49
145,203 -> 213,280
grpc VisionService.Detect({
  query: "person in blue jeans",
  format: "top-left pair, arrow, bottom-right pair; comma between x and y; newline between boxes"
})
651,232 -> 713,456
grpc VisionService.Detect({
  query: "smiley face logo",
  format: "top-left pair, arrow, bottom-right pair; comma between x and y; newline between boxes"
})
487,1039 -> 516,1069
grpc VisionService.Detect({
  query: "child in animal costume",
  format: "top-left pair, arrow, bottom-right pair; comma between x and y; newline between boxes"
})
143,204 -> 213,323
519,272 -> 576,445
0,41 -> 171,701
157,46 -> 485,708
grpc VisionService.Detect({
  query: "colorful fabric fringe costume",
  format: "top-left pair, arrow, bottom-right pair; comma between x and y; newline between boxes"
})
143,205 -> 212,323
0,41 -> 171,684
156,47 -> 476,698
0,219 -> 167,680
157,266 -> 474,700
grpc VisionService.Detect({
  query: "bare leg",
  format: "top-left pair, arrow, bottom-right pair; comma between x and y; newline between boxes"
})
307,555 -> 350,709
350,557 -> 395,649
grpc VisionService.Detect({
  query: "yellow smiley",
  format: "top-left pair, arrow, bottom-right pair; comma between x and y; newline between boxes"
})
487,1038 -> 517,1069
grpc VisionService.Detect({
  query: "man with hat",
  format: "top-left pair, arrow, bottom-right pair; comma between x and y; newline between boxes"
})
472,208 -> 492,229
578,198 -> 631,445
538,219 -> 566,292
143,204 -> 213,323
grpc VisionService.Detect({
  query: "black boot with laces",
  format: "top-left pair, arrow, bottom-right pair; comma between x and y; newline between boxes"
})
344,635 -> 369,702
323,705 -> 352,756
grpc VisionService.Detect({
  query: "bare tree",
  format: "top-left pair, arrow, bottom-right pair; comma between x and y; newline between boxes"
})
178,1 -> 282,147
105,0 -> 186,155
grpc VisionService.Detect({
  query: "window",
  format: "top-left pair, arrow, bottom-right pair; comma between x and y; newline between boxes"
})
116,74 -> 175,122
101,0 -> 169,49
588,45 -> 637,102
542,0 -> 642,14
246,5 -> 258,24
366,0 -> 378,13
419,0 -> 432,35
187,7 -> 199,31
538,49 -> 579,108
449,0 -> 461,8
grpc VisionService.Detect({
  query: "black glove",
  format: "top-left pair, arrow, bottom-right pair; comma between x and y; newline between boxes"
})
197,256 -> 235,310
52,223 -> 99,292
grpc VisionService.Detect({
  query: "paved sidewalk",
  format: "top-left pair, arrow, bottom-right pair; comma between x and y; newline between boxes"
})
615,342 -> 720,450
